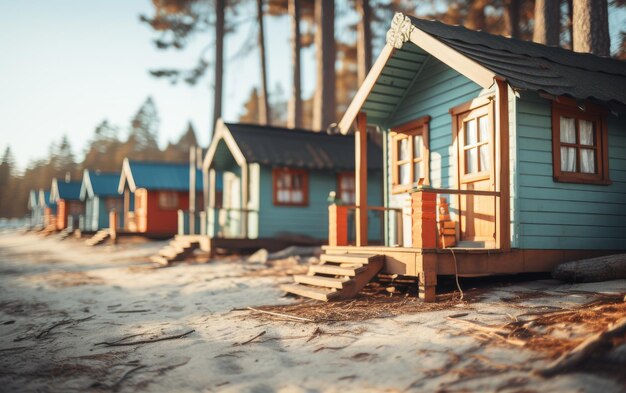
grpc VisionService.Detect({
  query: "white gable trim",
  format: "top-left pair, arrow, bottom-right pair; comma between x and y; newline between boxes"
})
338,14 -> 498,134
202,118 -> 247,172
117,158 -> 137,194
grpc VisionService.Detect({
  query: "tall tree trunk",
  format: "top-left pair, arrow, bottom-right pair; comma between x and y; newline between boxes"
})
533,0 -> 561,46
213,0 -> 225,129
567,0 -> 574,49
505,0 -> 521,39
467,0 -> 487,31
287,0 -> 302,129
356,0 -> 372,84
573,0 -> 610,56
313,0 -> 335,131
257,0 -> 271,125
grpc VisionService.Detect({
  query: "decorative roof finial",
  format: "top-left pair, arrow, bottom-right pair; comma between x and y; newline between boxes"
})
386,13 -> 414,49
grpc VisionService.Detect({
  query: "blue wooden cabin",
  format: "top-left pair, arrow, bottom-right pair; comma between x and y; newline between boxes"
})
38,189 -> 56,228
200,120 -> 384,252
286,14 -> 626,301
27,190 -> 43,229
79,169 -> 124,232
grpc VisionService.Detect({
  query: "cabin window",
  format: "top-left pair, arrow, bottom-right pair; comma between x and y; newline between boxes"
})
273,168 -> 309,206
390,116 -> 430,193
337,172 -> 356,204
451,100 -> 493,183
158,191 -> 179,209
552,101 -> 610,185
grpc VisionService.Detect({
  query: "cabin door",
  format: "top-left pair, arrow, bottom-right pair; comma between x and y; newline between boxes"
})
456,102 -> 496,247
221,172 -> 242,238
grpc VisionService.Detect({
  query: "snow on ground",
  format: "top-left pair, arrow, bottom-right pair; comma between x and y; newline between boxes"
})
0,232 -> 624,392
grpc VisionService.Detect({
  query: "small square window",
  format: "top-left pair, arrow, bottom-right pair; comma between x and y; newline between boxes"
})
552,101 -> 609,185
273,168 -> 309,206
390,116 -> 430,193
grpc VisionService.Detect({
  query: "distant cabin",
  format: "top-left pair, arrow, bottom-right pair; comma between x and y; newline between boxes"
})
118,159 -> 203,236
27,190 -> 42,228
80,169 -> 124,232
297,14 -> 626,301
200,121 -> 383,247
39,189 -> 56,228
50,178 -> 84,231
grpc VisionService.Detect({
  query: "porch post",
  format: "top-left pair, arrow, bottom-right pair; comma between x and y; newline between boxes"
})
206,168 -> 215,237
109,209 -> 117,244
241,163 -> 249,239
355,112 -> 368,246
411,191 -> 437,249
328,204 -> 348,246
189,147 -> 196,235
123,189 -> 129,231
496,79 -> 511,252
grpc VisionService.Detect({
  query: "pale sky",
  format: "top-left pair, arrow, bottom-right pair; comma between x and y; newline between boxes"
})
0,0 -> 315,170
0,1 -> 623,171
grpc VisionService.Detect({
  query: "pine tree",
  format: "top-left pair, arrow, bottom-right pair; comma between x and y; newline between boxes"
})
128,97 -> 160,157
573,0 -> 610,55
0,146 -> 16,217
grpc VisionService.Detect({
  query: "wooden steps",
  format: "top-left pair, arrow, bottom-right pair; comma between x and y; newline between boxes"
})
281,253 -> 384,301
39,224 -> 57,237
280,284 -> 340,301
293,274 -> 353,289
85,229 -> 111,246
58,227 -> 75,241
150,238 -> 200,266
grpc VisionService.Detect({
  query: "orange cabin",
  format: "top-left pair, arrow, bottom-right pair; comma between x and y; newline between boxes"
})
50,178 -> 84,230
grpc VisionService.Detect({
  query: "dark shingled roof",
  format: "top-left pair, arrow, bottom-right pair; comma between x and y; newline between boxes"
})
127,161 -> 203,191
409,17 -> 626,108
224,123 -> 383,170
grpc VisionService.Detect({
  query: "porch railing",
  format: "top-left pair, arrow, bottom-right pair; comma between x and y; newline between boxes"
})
206,207 -> 258,239
177,210 -> 207,236
328,205 -> 403,247
412,187 -> 501,249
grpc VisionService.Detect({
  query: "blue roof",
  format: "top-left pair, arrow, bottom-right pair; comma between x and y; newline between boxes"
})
86,171 -> 121,197
125,160 -> 203,192
56,181 -> 82,201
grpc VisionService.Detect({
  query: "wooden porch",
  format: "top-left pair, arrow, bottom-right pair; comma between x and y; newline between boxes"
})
323,244 -> 617,301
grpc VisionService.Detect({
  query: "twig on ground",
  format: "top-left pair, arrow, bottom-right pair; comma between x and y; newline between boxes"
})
35,315 -> 95,339
245,307 -> 314,322
95,329 -> 195,347
236,331 -> 266,346
110,365 -> 147,392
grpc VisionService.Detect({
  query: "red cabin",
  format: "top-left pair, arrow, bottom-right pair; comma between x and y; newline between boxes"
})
118,159 -> 203,236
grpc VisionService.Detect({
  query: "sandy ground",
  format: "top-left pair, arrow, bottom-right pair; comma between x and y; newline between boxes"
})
0,231 -> 625,393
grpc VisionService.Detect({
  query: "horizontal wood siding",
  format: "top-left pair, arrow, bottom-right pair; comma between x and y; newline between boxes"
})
257,166 -> 383,240
516,92 -> 626,250
385,57 -> 488,242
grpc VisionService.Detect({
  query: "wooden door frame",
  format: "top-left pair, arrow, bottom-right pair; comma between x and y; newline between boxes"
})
449,82 -> 511,251
451,95 -> 497,246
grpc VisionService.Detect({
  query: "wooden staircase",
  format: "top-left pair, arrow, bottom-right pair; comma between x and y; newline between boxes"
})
85,229 -> 111,246
281,253 -> 384,301
57,227 -> 75,241
39,224 -> 57,237
150,237 -> 200,266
